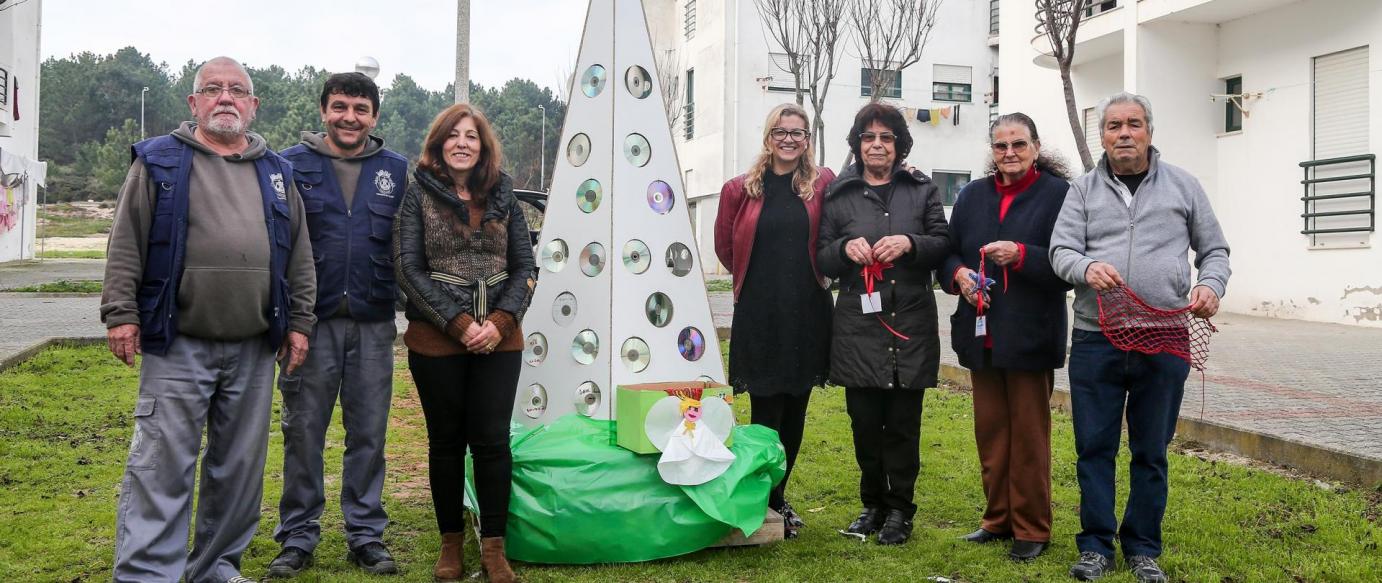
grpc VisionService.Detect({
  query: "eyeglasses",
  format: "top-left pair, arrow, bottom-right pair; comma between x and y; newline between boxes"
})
858,132 -> 897,144
195,85 -> 253,100
770,127 -> 809,141
991,140 -> 1031,153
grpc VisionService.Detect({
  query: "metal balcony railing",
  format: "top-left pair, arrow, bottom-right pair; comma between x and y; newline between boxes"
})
1300,154 -> 1375,235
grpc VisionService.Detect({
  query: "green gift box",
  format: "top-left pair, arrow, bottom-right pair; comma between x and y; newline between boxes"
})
615,381 -> 735,454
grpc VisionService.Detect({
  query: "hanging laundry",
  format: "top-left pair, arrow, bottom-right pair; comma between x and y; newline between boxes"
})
929,108 -> 941,126
915,108 -> 931,123
939,106 -> 951,119
952,104 -> 960,126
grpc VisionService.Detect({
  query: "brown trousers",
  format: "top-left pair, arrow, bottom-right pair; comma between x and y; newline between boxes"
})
971,366 -> 1054,542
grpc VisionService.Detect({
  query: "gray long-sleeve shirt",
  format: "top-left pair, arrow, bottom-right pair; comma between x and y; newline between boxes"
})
100,121 -> 317,340
1049,147 -> 1231,331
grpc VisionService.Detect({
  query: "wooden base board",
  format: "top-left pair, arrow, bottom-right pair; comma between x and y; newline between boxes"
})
711,508 -> 784,548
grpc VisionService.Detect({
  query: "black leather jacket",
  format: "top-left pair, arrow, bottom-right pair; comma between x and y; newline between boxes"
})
393,167 -> 536,329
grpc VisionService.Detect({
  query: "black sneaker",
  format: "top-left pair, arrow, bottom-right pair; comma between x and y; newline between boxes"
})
1128,555 -> 1168,583
840,507 -> 886,539
875,509 -> 913,545
266,547 -> 313,578
778,501 -> 806,529
347,541 -> 398,575
1069,551 -> 1114,581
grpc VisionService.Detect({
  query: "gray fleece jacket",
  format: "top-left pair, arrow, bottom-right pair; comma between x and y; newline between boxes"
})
101,121 -> 317,340
1050,147 -> 1231,331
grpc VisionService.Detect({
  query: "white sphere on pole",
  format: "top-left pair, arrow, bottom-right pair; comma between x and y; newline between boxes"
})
355,56 -> 381,79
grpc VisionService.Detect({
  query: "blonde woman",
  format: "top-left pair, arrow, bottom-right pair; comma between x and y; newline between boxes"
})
714,103 -> 835,539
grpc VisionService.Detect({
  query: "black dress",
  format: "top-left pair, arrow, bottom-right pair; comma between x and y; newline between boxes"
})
728,171 -> 832,396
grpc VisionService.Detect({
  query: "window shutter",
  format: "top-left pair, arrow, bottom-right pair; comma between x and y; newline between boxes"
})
933,64 -> 971,85
1083,107 -> 1100,158
1313,46 -> 1369,160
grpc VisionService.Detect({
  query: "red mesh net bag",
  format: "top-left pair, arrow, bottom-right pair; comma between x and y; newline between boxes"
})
1096,286 -> 1218,370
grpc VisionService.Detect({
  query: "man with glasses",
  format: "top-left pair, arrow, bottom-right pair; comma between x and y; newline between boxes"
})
267,72 -> 407,577
1050,92 -> 1230,582
102,56 -> 316,583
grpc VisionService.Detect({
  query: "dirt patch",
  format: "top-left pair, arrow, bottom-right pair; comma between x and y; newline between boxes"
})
38,236 -> 108,251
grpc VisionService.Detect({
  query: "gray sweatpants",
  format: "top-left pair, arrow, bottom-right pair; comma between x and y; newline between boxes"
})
112,334 -> 276,583
274,318 -> 397,553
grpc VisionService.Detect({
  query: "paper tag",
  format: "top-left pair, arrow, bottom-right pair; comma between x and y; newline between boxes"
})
860,292 -> 882,314
975,315 -> 988,337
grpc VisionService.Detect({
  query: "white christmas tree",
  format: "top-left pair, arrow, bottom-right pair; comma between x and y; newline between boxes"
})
512,0 -> 726,426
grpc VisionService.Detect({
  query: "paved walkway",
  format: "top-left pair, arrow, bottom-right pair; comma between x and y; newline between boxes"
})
2,259 -> 1377,481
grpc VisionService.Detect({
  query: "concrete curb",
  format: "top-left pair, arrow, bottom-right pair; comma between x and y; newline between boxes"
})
0,336 -> 106,374
940,363 -> 1381,487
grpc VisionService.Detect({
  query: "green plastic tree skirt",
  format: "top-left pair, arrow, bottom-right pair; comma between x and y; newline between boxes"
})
464,414 -> 786,564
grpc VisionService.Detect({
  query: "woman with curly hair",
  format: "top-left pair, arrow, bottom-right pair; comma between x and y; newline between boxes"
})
714,103 -> 835,538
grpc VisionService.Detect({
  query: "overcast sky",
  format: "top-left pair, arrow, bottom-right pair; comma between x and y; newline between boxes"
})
41,0 -> 588,93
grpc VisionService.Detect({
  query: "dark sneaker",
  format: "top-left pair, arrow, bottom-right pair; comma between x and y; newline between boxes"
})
875,509 -> 913,545
267,547 -> 313,578
1129,555 -> 1168,583
1069,551 -> 1114,581
347,541 -> 399,575
959,528 -> 1013,544
778,501 -> 805,529
840,507 -> 886,539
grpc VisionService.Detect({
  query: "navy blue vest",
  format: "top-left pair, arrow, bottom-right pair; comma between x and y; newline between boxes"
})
130,135 -> 296,355
280,143 -> 407,322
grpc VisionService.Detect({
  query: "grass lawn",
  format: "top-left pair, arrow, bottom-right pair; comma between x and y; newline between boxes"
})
705,278 -> 734,293
38,205 -> 113,238
1,344 -> 1378,582
3,280 -> 103,293
36,249 -> 107,260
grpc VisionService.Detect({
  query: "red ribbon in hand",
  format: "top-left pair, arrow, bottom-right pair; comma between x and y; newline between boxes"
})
860,262 -> 910,341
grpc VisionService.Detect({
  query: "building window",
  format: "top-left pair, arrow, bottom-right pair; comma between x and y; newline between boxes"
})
860,67 -> 902,99
0,67 -> 9,108
1224,76 -> 1243,133
684,0 -> 697,40
932,64 -> 972,102
684,68 -> 695,140
989,0 -> 1000,36
933,171 -> 970,206
1085,0 -> 1118,18
768,52 -> 810,93
1083,107 -> 1101,157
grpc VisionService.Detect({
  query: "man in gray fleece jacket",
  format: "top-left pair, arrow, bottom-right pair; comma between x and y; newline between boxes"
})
1050,93 -> 1230,583
101,57 -> 316,583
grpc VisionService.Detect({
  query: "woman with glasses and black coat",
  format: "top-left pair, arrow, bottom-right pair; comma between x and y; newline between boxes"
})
817,103 -> 949,546
714,103 -> 835,539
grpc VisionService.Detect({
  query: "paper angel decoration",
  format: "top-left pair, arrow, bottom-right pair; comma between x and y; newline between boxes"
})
644,388 -> 735,485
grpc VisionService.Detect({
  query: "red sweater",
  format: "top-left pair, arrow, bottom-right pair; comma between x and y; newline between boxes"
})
714,167 -> 836,301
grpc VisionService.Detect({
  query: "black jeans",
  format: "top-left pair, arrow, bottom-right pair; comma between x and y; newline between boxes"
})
749,392 -> 812,510
408,350 -> 521,538
845,387 -> 926,517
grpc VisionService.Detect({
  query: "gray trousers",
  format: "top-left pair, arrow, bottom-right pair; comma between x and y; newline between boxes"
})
112,334 -> 276,583
274,318 -> 397,553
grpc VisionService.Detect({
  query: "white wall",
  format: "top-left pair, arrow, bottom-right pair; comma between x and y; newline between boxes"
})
1214,0 -> 1382,325
0,0 -> 43,264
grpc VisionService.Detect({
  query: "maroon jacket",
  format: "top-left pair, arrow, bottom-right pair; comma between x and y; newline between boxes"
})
714,167 -> 836,301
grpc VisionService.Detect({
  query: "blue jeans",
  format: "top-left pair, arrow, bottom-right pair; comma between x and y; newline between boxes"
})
1068,328 -> 1189,560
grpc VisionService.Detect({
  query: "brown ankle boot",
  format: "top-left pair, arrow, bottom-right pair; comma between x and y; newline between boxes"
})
433,532 -> 464,582
479,537 -> 516,583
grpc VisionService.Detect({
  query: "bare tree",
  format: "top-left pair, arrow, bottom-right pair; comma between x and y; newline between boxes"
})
753,0 -> 852,164
753,0 -> 808,106
653,46 -> 685,133
1034,0 -> 1095,171
849,0 -> 941,103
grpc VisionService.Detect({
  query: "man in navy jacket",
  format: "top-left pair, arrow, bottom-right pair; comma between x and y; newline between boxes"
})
268,72 -> 409,577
